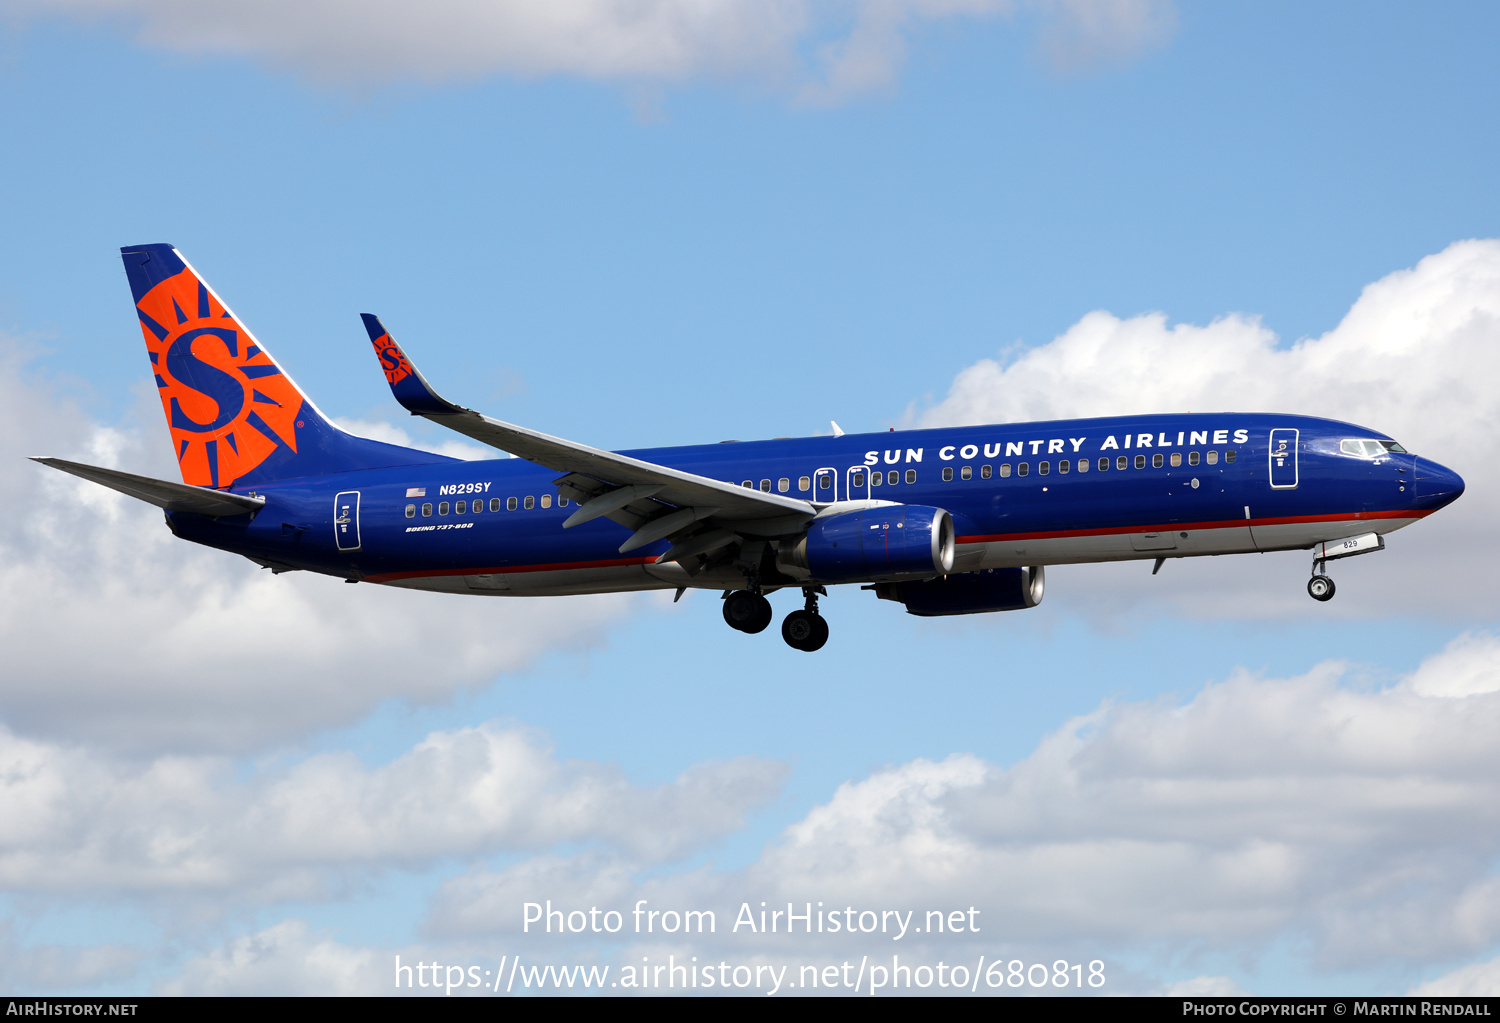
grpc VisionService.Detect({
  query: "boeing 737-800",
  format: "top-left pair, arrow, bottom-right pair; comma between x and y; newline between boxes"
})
32,244 -> 1466,651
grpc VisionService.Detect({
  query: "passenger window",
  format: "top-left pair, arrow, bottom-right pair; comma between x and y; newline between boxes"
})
1038,461 -> 1050,475
540,494 -> 552,508
981,465 -> 992,479
905,469 -> 916,484
799,476 -> 810,491
1077,458 -> 1089,473
490,498 -> 501,512
961,466 -> 972,480
760,480 -> 771,493
852,471 -> 866,487
888,470 -> 899,485
819,474 -> 833,490
870,471 -> 882,487
1018,463 -> 1029,477
778,478 -> 789,493
473,499 -> 482,515
1170,453 -> 1181,467
942,467 -> 954,482
422,503 -> 433,517
524,496 -> 535,510
1207,451 -> 1219,465
405,504 -> 416,519
742,480 -> 753,488
1188,451 -> 1200,466
1057,459 -> 1069,474
1152,454 -> 1163,469
558,497 -> 569,507
1225,450 -> 1237,463
1116,456 -> 1127,471
507,497 -> 518,511
439,501 -> 450,515
1134,455 -> 1145,469
1098,457 -> 1109,472
456,500 -> 466,514
999,464 -> 1012,477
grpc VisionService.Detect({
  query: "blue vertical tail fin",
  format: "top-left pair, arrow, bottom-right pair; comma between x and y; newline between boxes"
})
121,243 -> 453,488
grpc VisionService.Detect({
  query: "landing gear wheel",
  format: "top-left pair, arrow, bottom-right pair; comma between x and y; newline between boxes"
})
781,609 -> 829,652
723,590 -> 773,633
1307,575 -> 1336,602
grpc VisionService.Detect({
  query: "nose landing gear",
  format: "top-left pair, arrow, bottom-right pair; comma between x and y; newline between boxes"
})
782,587 -> 829,652
1304,531 -> 1385,602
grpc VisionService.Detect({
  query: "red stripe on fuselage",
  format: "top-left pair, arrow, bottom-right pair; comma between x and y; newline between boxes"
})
955,508 -> 1429,545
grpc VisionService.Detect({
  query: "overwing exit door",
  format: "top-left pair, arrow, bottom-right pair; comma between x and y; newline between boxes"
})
1269,429 -> 1299,489
335,491 -> 361,550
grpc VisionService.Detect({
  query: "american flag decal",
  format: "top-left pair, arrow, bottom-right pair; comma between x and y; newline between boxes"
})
405,487 -> 426,498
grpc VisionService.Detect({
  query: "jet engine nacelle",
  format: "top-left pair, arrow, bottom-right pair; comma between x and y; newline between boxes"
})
778,505 -> 955,583
873,566 -> 1045,616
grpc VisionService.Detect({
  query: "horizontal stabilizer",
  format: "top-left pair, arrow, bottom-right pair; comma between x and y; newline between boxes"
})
30,457 -> 266,517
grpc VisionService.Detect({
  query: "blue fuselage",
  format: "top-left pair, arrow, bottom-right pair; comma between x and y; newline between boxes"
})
165,412 -> 1464,596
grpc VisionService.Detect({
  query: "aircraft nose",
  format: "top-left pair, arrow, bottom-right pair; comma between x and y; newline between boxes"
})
1413,457 -> 1465,511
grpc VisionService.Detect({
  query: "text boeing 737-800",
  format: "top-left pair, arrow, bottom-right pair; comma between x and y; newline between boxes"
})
32,244 -> 1465,651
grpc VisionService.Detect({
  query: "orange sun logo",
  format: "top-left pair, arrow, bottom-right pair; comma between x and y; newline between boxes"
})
371,333 -> 413,385
134,269 -> 302,489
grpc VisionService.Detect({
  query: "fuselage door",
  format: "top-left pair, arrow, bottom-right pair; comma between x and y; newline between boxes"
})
813,467 -> 839,503
1269,429 -> 1299,489
846,465 -> 871,501
334,490 -> 362,550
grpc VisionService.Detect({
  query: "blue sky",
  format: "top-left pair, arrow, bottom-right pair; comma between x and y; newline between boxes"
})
2,0 -> 1499,997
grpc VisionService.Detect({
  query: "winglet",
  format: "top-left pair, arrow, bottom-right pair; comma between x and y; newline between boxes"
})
361,314 -> 465,417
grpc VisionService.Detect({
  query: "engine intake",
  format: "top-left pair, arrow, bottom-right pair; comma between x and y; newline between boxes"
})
778,505 -> 955,583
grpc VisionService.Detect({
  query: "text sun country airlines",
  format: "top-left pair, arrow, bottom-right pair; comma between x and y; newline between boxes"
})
32,244 -> 1466,651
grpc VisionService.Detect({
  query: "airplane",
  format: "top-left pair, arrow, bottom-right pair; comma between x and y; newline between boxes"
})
32,244 -> 1466,652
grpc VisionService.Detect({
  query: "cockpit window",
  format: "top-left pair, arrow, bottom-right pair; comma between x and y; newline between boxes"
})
1341,439 -> 1407,457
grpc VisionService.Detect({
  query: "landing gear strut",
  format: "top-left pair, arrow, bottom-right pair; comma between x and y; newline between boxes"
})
723,589 -> 773,633
1304,531 -> 1385,602
1307,561 -> 1336,602
781,586 -> 829,652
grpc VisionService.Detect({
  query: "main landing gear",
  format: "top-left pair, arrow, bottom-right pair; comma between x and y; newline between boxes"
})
722,586 -> 829,651
781,587 -> 829,653
722,589 -> 773,633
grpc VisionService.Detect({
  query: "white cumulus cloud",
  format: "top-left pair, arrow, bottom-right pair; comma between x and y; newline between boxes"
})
423,633 -> 1500,988
0,0 -> 1176,98
0,720 -> 786,899
158,920 -> 383,996
1410,954 -> 1500,996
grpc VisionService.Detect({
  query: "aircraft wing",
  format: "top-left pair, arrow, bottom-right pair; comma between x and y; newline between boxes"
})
361,315 -> 816,546
31,457 -> 266,517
